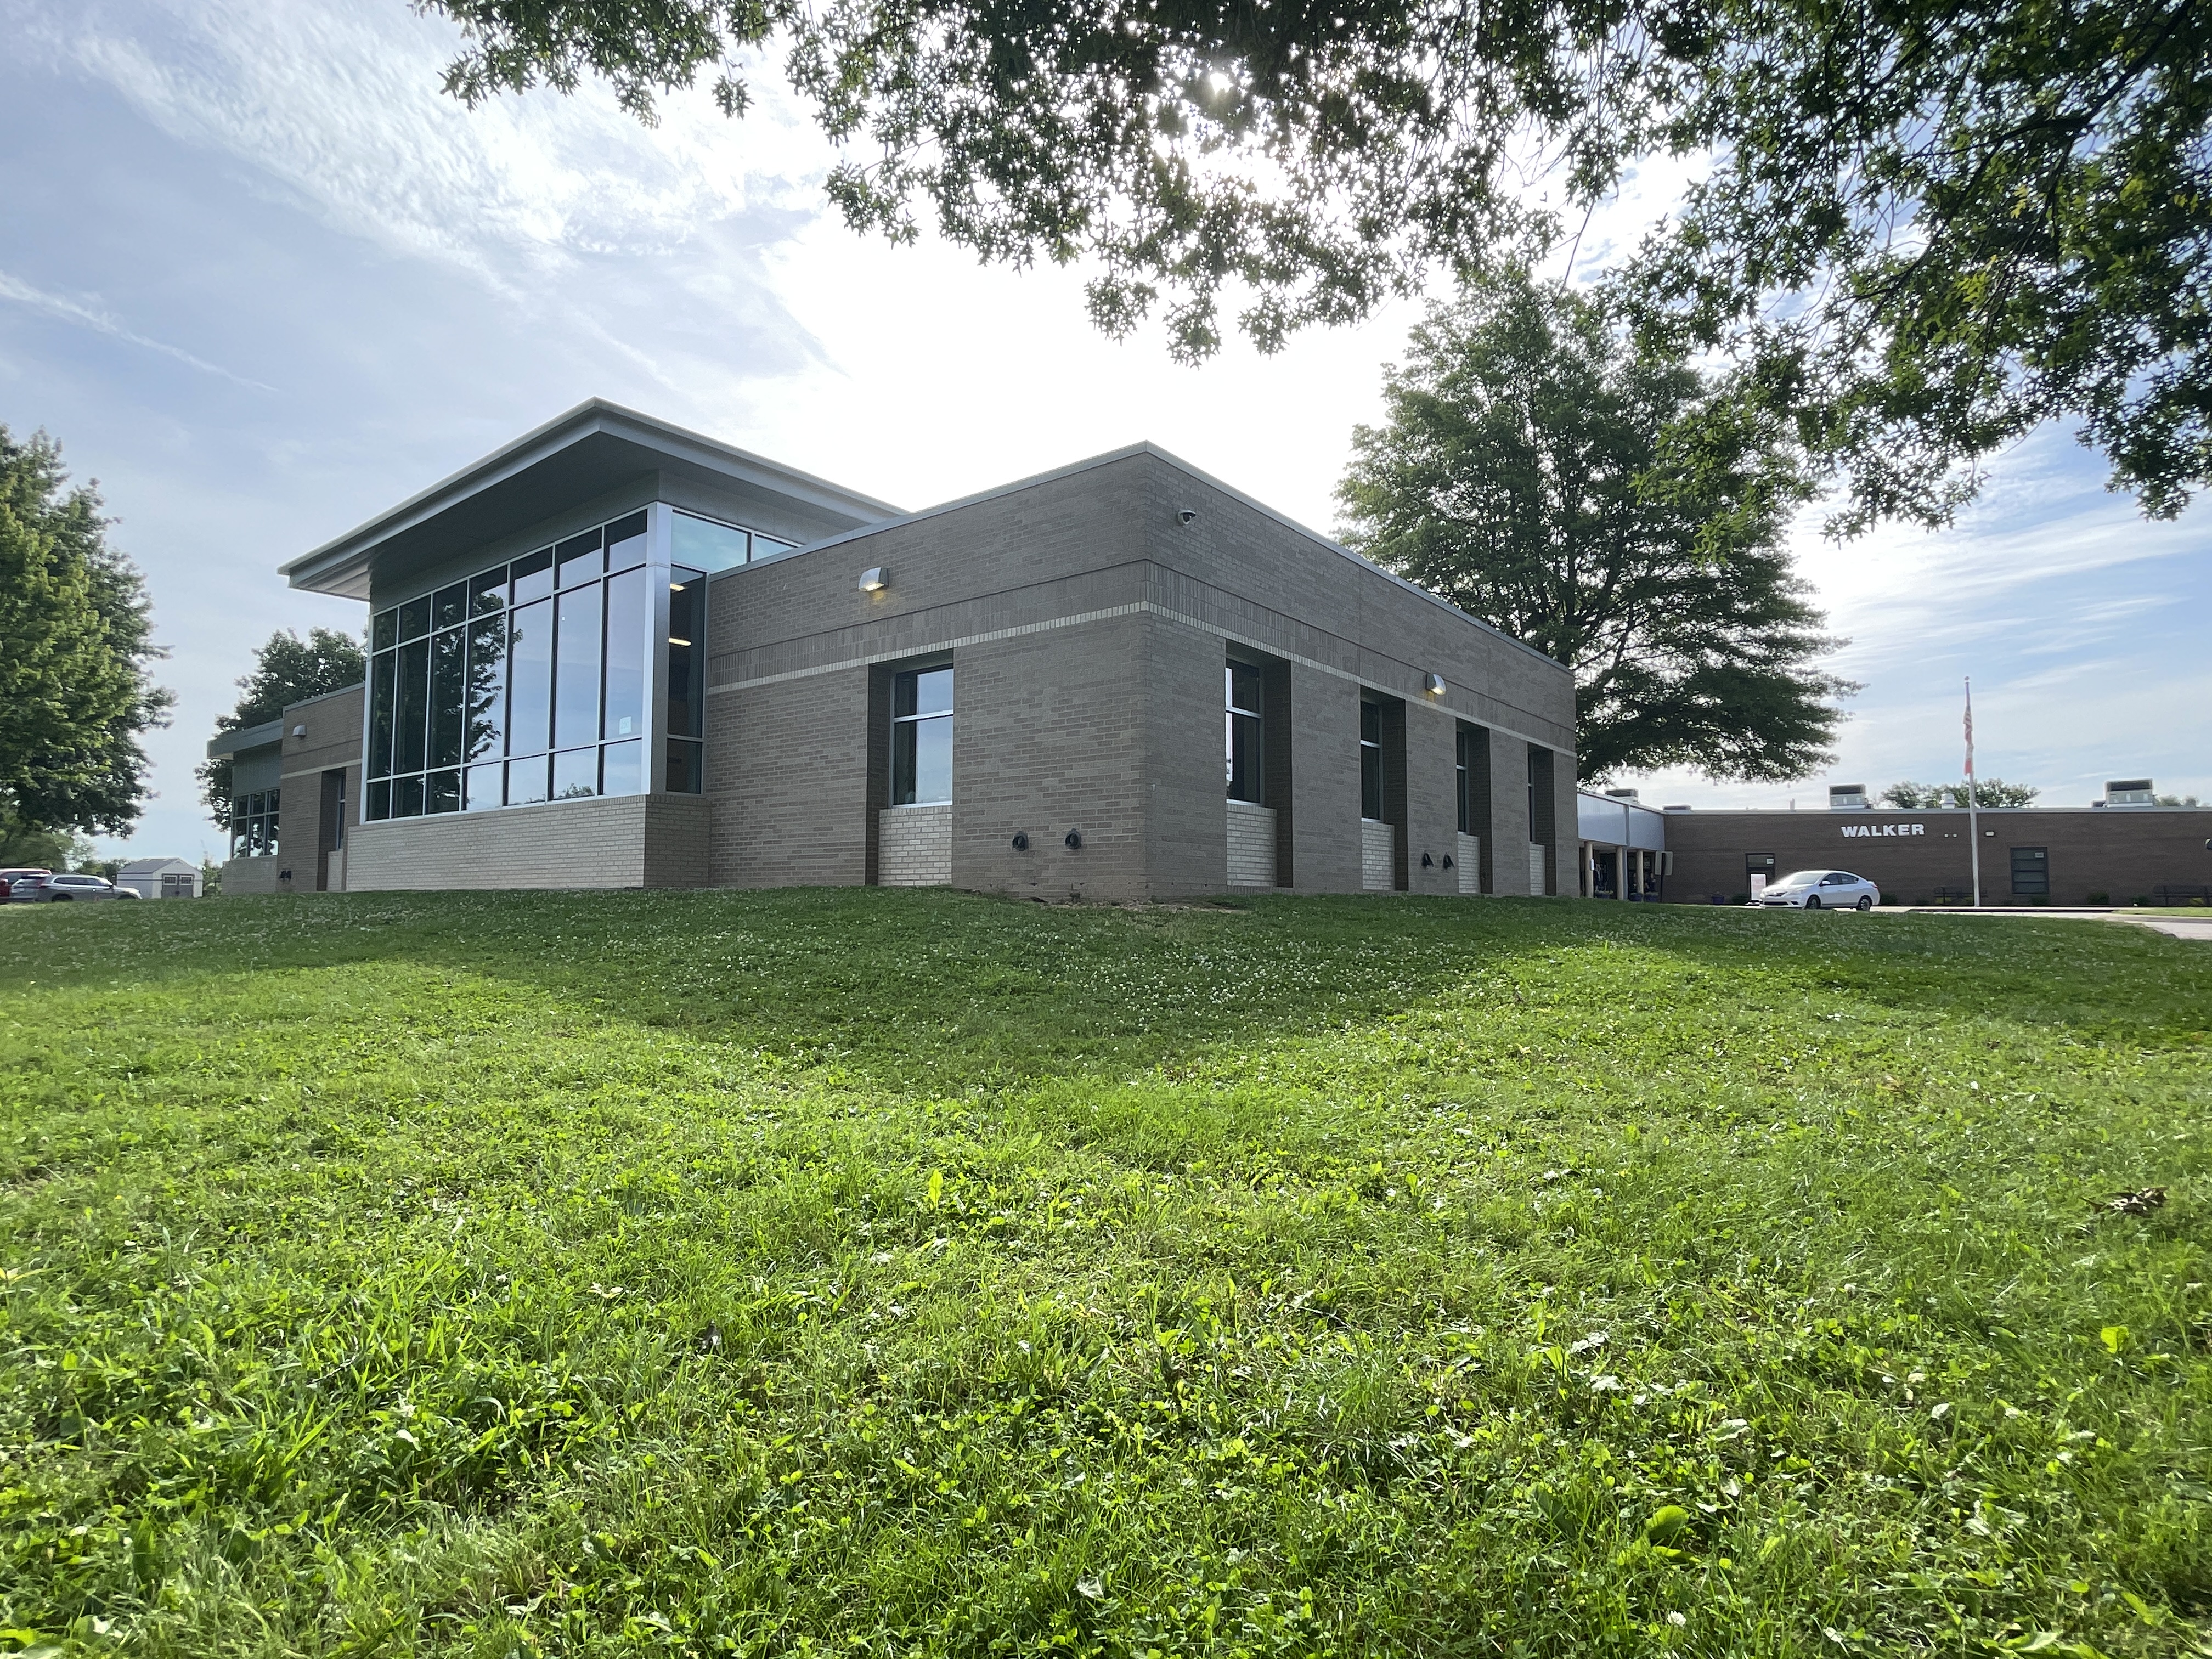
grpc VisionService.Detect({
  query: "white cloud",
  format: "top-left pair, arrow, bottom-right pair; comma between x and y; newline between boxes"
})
0,268 -> 270,388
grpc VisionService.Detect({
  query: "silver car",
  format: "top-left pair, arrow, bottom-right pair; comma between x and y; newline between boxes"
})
10,873 -> 129,902
1754,869 -> 1880,910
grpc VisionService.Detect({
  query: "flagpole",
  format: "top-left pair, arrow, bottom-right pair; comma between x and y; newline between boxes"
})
1965,676 -> 1981,908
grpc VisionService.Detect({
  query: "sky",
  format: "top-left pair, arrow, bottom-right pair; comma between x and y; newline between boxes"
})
3,0 -> 2206,866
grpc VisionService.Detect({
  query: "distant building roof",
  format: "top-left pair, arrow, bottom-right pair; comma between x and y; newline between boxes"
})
206,718 -> 284,760
117,857 -> 199,875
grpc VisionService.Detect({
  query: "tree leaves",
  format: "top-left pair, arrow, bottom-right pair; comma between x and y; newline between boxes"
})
0,428 -> 171,839
1336,269 -> 1853,783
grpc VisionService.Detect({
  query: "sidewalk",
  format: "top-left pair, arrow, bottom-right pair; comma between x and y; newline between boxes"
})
1897,906 -> 2212,941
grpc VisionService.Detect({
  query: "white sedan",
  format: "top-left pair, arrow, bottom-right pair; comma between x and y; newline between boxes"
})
1754,870 -> 1881,910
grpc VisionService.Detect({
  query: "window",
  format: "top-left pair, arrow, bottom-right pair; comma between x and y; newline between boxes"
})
1226,660 -> 1264,803
1359,698 -> 1384,820
1746,854 -> 1776,879
2010,845 -> 2049,896
229,789 -> 280,856
665,568 -> 704,793
1456,725 -> 1486,834
893,666 -> 953,805
366,510 -> 652,820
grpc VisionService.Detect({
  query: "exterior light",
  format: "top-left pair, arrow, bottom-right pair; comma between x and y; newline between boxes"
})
1423,672 -> 1446,696
1011,832 -> 1030,851
291,724 -> 307,738
858,566 -> 888,592
668,636 -> 691,646
1178,509 -> 1198,524
1064,828 -> 1083,849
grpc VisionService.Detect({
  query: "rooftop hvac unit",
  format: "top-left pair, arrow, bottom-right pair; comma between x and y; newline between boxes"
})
2105,778 -> 2155,807
1829,783 -> 1871,810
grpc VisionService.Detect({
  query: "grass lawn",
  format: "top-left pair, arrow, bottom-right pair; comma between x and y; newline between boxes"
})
2,890 -> 2209,1657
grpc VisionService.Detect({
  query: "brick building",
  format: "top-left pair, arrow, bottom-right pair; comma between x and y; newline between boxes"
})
213,400 -> 1581,902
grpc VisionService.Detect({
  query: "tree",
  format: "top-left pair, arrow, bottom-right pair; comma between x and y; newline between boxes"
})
0,427 -> 171,841
196,630 -> 367,830
1335,268 -> 1850,784
1881,779 -> 2040,808
415,0 -> 2212,524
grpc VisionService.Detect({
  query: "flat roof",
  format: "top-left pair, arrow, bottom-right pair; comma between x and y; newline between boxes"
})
280,399 -> 902,601
206,718 -> 284,760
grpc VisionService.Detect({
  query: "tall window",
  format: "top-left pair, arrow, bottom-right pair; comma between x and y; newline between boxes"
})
2010,845 -> 2049,896
229,789 -> 279,858
665,569 -> 705,793
1227,661 -> 1264,803
366,511 -> 650,820
1455,726 -> 1485,834
1359,698 -> 1384,820
892,667 -> 953,805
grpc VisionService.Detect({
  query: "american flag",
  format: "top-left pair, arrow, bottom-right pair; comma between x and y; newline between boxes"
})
1963,678 -> 1975,780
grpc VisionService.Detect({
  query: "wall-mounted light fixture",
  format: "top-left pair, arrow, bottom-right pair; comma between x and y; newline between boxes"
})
1421,851 -> 1434,868
292,725 -> 307,738
1064,828 -> 1084,850
1423,672 -> 1446,696
1442,854 -> 1455,870
857,566 -> 888,593
1011,832 -> 1030,851
1177,509 -> 1198,525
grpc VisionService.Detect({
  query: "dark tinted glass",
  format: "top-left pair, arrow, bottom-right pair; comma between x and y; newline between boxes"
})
1227,661 -> 1262,716
433,582 -> 467,630
393,774 -> 425,817
604,512 -> 648,572
507,600 -> 552,755
398,595 -> 432,641
427,769 -> 461,814
367,651 -> 396,778
366,780 -> 392,821
511,548 -> 554,605
1228,710 -> 1262,803
892,716 -> 952,805
556,529 -> 602,587
667,738 -> 703,794
665,575 -> 704,740
470,565 -> 507,617
372,608 -> 398,651
1361,698 -> 1381,745
395,637 -> 430,774
430,629 -> 465,766
602,567 -> 646,740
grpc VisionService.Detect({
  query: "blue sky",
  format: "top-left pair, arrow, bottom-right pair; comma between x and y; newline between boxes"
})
5,0 -> 2207,864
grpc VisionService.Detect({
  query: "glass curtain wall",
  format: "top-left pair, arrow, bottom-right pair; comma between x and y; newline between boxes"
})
366,511 -> 650,820
228,791 -> 280,858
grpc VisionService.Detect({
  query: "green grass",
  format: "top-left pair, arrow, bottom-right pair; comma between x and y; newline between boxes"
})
2,890 -> 2209,1658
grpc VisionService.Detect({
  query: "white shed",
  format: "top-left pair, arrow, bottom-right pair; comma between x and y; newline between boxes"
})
116,857 -> 203,899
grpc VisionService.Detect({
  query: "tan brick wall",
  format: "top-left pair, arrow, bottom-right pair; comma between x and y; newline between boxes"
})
1227,801 -> 1277,887
346,795 -> 704,890
879,804 -> 951,885
1361,821 -> 1394,892
1457,833 -> 1481,894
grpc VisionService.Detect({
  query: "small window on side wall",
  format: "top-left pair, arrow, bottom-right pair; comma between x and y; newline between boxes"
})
1227,660 -> 1264,803
893,666 -> 953,805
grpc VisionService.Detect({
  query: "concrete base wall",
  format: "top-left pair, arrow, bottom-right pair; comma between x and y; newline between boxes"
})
347,794 -> 708,891
217,857 -> 291,896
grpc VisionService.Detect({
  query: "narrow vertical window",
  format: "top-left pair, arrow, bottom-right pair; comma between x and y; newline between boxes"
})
1455,729 -> 1472,833
893,666 -> 954,804
665,568 -> 705,793
507,599 -> 552,759
430,627 -> 465,769
1226,661 -> 1264,803
394,636 -> 430,785
1359,698 -> 1384,820
367,647 -> 395,780
602,566 -> 646,741
554,580 -> 603,752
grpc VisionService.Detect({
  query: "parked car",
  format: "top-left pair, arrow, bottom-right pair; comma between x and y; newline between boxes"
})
1753,870 -> 1881,910
8,873 -> 127,902
0,867 -> 53,902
